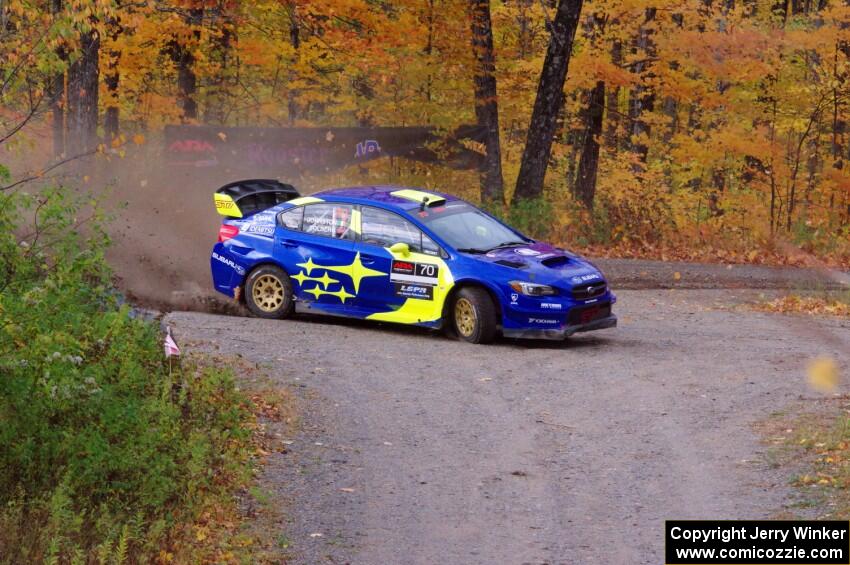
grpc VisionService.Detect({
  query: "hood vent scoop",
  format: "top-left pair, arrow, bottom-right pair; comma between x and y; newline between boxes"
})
494,259 -> 528,269
541,256 -> 569,267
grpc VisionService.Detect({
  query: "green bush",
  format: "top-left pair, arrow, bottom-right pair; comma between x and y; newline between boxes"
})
0,186 -> 252,563
486,197 -> 553,240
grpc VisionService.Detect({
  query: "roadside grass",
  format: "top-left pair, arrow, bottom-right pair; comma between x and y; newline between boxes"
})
760,402 -> 850,519
0,186 -> 296,563
166,354 -> 298,564
204,353 -> 300,563
789,406 -> 850,518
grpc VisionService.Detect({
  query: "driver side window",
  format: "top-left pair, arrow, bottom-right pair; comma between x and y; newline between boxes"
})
360,206 -> 438,255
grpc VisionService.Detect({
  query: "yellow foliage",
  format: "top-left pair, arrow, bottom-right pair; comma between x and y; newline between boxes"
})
0,0 -> 848,263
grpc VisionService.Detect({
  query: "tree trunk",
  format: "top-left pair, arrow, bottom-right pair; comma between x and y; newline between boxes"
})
709,168 -> 725,217
516,0 -> 534,58
103,18 -> 122,140
206,20 -> 232,125
469,0 -> 504,204
662,96 -> 678,142
49,0 -> 66,158
288,1 -> 300,124
425,0 -> 434,105
512,0 -> 584,203
564,100 -> 583,189
171,8 -> 203,123
66,26 -> 100,154
574,80 -> 605,209
604,40 -> 622,153
769,98 -> 778,234
628,8 -> 656,170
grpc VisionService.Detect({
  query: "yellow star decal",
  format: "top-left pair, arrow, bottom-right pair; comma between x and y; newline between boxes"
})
296,257 -> 319,276
302,286 -> 355,303
319,252 -> 386,293
317,272 -> 340,288
327,287 -> 355,303
304,286 -> 323,300
292,271 -> 338,288
294,253 -> 385,293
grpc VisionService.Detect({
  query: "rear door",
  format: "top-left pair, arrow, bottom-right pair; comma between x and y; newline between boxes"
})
274,202 -> 361,315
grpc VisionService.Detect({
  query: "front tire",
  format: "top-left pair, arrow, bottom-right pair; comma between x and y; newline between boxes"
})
245,265 -> 294,319
452,287 -> 498,344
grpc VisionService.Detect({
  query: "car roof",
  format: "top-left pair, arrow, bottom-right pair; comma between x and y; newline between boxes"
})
311,185 -> 461,212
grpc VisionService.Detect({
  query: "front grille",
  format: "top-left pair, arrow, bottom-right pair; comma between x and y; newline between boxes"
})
567,303 -> 611,325
571,281 -> 607,300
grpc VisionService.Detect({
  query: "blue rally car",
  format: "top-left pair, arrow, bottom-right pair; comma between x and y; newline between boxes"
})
210,179 -> 616,344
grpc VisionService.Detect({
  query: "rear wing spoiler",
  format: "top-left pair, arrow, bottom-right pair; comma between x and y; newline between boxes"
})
214,179 -> 300,218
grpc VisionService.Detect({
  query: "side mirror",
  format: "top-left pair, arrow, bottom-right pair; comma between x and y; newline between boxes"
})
389,242 -> 411,257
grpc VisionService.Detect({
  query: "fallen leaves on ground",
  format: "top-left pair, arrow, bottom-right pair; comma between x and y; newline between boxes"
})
751,295 -> 850,318
576,239 -> 850,270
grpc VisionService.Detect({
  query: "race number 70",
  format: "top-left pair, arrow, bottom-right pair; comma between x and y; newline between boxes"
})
416,263 -> 437,278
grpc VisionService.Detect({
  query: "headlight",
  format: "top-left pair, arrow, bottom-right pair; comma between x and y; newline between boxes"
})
509,281 -> 557,296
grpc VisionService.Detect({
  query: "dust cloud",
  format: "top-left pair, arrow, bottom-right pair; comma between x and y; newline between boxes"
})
87,148 -> 340,313
11,139 -> 475,313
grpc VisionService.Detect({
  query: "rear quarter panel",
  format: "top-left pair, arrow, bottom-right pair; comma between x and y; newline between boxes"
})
211,220 -> 279,297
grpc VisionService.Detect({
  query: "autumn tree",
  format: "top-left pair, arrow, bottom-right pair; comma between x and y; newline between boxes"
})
169,6 -> 204,123
469,0 -> 504,204
574,80 -> 604,208
103,15 -> 122,140
513,0 -> 584,203
627,7 -> 656,171
573,13 -> 609,209
2,0 -> 850,261
67,22 -> 100,154
49,0 -> 66,157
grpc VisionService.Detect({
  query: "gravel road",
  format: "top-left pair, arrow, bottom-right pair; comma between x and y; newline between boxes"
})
166,288 -> 850,564
597,258 -> 849,289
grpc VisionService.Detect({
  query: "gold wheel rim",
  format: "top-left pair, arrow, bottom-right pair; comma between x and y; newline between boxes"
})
455,298 -> 476,337
253,274 -> 285,312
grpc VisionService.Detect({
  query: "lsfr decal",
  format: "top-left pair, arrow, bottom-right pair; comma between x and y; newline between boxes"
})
395,283 -> 434,299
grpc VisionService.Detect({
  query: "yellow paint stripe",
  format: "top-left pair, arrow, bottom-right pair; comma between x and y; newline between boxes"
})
367,249 -> 454,324
287,196 -> 323,206
351,208 -> 362,234
390,189 -> 446,206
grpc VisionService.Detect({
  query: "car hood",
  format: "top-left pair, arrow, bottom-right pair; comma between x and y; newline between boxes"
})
470,242 -> 605,286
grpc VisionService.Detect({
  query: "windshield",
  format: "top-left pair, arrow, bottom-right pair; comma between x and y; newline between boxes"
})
419,202 -> 528,252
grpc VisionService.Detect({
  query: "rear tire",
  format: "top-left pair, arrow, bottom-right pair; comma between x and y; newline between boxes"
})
452,287 -> 498,344
245,265 -> 294,319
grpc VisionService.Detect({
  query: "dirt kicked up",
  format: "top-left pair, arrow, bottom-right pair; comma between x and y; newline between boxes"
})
166,288 -> 849,565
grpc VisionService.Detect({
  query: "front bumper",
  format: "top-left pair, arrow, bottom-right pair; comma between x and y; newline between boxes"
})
502,314 -> 617,341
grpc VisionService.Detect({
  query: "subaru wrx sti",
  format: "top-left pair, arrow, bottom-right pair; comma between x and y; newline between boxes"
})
211,179 -> 616,343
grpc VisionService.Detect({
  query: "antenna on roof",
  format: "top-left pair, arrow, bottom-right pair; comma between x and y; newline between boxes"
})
420,196 -> 429,211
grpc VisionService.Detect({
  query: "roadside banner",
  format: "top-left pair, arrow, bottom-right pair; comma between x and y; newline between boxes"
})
163,124 -> 487,175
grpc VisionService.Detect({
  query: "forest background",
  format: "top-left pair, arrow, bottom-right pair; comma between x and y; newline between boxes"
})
2,0 -> 850,265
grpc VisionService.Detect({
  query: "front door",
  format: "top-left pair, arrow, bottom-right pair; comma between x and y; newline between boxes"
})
355,206 -> 449,325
